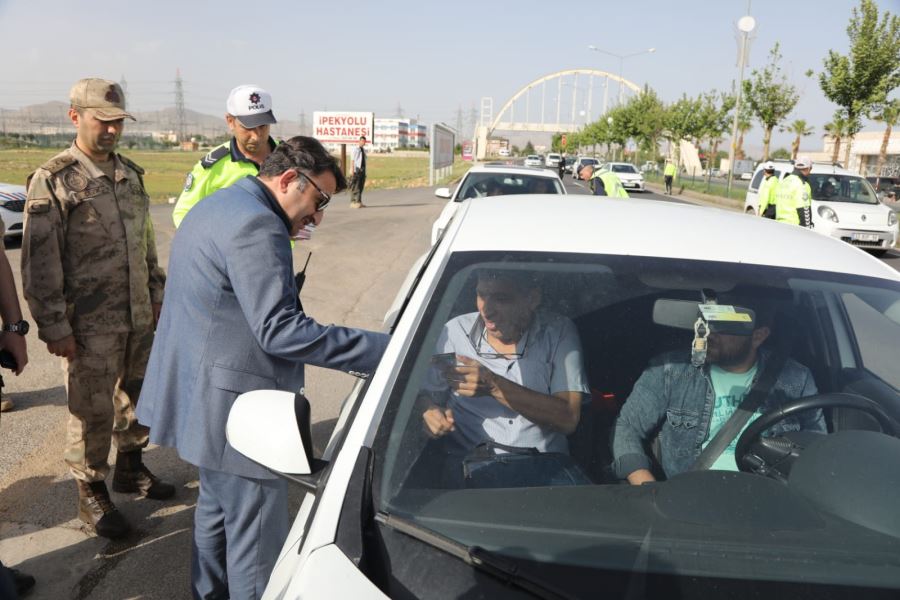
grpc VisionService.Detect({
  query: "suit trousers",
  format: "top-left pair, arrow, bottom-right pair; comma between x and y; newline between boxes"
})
192,467 -> 289,600
64,330 -> 153,481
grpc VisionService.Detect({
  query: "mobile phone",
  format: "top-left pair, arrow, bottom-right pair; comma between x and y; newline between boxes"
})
430,352 -> 458,370
0,349 -> 17,371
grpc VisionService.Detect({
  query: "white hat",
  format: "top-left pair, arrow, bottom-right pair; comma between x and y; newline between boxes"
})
226,85 -> 277,128
763,161 -> 775,170
794,155 -> 812,169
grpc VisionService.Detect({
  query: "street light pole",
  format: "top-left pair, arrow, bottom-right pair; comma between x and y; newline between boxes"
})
588,46 -> 655,108
726,15 -> 756,199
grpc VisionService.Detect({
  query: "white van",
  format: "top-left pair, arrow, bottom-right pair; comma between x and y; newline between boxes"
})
744,160 -> 898,256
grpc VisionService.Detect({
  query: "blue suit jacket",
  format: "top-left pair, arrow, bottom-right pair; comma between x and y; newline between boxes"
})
137,177 -> 389,479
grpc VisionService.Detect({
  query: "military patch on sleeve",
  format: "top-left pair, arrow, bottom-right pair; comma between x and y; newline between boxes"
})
62,170 -> 89,192
183,172 -> 194,191
200,145 -> 230,169
27,199 -> 51,214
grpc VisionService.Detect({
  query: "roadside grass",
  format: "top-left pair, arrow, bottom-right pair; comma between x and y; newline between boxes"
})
645,172 -> 748,201
0,149 -> 472,203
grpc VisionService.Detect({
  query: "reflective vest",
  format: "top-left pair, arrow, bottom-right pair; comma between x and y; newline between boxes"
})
757,175 -> 779,218
172,137 -> 278,228
775,173 -> 813,227
664,163 -> 677,177
591,170 -> 629,198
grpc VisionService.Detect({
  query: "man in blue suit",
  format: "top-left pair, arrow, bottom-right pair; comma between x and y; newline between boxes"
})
136,136 -> 390,599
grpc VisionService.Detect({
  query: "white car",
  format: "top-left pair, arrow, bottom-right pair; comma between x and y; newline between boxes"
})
228,195 -> 900,599
744,160 -> 898,256
0,183 -> 27,238
600,162 -> 645,191
523,155 -> 542,167
498,148 -> 510,157
545,153 -> 562,168
429,164 -> 565,244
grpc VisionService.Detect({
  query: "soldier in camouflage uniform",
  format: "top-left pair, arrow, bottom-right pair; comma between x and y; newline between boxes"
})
21,78 -> 174,539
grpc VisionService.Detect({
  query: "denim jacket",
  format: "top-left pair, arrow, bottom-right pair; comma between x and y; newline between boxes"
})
612,349 -> 826,480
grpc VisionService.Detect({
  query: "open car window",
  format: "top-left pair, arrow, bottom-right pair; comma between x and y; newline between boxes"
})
372,251 -> 900,592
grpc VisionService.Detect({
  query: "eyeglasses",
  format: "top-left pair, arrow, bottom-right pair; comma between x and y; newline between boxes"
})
296,171 -> 331,212
466,318 -> 527,360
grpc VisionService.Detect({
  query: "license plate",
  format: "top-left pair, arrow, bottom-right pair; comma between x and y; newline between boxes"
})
851,233 -> 880,242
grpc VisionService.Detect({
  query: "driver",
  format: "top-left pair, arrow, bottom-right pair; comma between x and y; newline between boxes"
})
612,293 -> 825,485
421,269 -> 589,456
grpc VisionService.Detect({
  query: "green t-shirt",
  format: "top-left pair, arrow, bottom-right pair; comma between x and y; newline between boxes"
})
702,362 -> 759,471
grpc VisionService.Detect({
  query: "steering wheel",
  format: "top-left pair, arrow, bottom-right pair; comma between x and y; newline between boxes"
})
735,393 -> 899,475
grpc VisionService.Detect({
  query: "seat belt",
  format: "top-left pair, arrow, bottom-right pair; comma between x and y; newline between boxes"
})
691,352 -> 787,471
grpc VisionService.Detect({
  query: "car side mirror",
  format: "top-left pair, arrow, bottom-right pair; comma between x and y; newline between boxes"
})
435,187 -> 452,199
226,390 -> 327,492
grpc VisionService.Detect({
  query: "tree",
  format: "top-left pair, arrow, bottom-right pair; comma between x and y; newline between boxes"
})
771,147 -> 792,160
662,94 -> 705,165
697,91 -> 735,174
819,0 -> 900,170
620,88 -> 667,159
733,105 -> 753,160
872,99 -> 900,177
743,43 -> 800,160
523,141 -> 535,155
781,119 -> 815,160
824,111 -> 851,164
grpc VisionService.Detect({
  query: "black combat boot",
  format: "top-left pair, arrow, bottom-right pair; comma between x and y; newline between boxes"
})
76,480 -> 130,539
112,449 -> 175,500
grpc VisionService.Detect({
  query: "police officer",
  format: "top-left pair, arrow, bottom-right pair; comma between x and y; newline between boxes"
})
757,161 -> 780,219
581,164 -> 629,197
663,160 -> 677,194
172,84 -> 278,227
21,78 -> 173,539
349,135 -> 368,208
775,155 -> 813,228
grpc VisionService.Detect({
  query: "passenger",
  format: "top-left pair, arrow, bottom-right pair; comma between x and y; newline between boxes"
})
612,293 -> 825,485
484,179 -> 504,196
821,180 -> 837,199
530,178 -> 555,194
420,269 -> 589,484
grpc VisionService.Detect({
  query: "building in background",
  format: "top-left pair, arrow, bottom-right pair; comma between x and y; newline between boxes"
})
373,118 -> 429,151
812,130 -> 900,177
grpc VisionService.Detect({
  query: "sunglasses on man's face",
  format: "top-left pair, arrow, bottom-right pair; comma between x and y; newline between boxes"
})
295,171 -> 331,211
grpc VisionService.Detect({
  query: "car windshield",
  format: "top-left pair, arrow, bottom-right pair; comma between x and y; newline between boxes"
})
612,164 -> 638,174
456,173 -> 563,198
374,251 -> 900,592
581,159 -> 598,166
527,155 -> 539,160
810,174 -> 879,205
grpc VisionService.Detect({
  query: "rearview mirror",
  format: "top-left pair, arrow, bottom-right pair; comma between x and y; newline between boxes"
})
226,390 -> 325,490
435,187 -> 452,199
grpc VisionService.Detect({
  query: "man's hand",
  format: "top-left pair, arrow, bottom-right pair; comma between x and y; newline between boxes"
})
152,302 -> 162,327
627,469 -> 656,486
444,355 -> 497,398
46,335 -> 77,361
423,405 -> 455,437
0,332 -> 27,375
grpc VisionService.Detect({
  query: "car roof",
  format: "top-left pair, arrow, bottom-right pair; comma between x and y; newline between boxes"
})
445,195 -> 900,282
466,164 -> 557,177
755,160 -> 862,177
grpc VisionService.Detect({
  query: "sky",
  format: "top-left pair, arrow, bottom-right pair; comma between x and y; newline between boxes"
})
0,0 -> 896,154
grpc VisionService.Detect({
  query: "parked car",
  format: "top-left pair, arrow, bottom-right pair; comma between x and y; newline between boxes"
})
498,147 -> 510,157
0,183 -> 27,239
545,153 -> 562,168
228,194 -> 900,600
572,157 -> 599,180
599,162 -> 645,192
744,159 -> 898,256
523,155 -> 542,167
430,164 -> 565,243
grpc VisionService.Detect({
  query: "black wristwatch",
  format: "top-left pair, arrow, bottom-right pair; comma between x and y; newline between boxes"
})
2,320 -> 29,336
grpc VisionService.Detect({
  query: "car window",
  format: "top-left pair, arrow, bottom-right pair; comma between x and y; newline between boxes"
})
373,252 -> 900,591
455,173 -> 563,198
750,171 -> 764,191
841,290 -> 900,390
810,174 -> 879,204
612,164 -> 637,174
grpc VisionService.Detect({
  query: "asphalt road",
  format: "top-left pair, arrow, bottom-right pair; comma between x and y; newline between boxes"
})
0,173 -> 897,599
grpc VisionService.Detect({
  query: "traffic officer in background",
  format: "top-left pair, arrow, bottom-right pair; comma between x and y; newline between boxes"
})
663,160 -> 677,194
172,84 -> 278,227
349,135 -> 367,208
775,155 -> 813,228
21,78 -> 173,539
580,164 -> 629,197
757,161 -> 780,219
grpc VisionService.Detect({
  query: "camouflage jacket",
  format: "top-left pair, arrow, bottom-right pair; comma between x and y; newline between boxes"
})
21,144 -> 166,342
